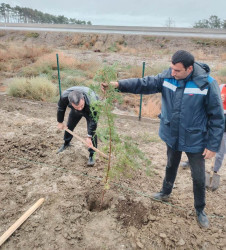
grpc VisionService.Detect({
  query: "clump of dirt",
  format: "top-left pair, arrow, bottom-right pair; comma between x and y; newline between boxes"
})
115,197 -> 149,229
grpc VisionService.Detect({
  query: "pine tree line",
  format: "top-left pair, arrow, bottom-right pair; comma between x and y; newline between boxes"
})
0,3 -> 92,25
193,15 -> 226,29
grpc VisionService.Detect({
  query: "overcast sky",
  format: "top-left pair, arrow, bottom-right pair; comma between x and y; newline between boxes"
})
2,0 -> 226,27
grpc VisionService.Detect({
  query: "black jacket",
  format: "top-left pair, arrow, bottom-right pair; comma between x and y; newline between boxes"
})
57,86 -> 99,136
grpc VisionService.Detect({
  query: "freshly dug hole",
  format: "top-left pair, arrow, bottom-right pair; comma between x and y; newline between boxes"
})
85,192 -> 112,212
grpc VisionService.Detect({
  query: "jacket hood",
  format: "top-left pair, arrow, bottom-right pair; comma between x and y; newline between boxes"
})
192,62 -> 210,77
192,62 -> 210,90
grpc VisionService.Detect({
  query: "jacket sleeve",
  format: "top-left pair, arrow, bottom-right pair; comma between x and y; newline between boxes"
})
57,96 -> 69,123
206,81 -> 224,152
118,74 -> 164,94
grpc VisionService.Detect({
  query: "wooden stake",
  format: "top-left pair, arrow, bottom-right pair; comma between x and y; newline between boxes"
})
64,128 -> 108,159
0,198 -> 44,246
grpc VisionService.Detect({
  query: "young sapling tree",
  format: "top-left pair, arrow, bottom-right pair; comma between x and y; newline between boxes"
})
91,64 -> 152,208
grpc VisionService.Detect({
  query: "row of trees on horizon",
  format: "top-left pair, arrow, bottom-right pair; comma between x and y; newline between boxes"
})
193,15 -> 226,29
0,3 -> 225,29
0,3 -> 92,25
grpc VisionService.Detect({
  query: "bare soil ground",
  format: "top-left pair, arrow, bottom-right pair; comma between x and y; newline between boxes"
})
0,93 -> 226,250
0,31 -> 226,249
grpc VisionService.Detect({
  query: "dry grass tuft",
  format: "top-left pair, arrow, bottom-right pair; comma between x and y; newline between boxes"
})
0,44 -> 51,62
36,52 -> 77,70
122,65 -> 145,78
68,34 -> 99,49
193,50 -> 216,61
117,45 -> 138,54
36,52 -> 100,72
221,53 -> 226,61
7,77 -> 57,101
0,43 -> 52,74
136,95 -> 161,118
213,66 -> 226,84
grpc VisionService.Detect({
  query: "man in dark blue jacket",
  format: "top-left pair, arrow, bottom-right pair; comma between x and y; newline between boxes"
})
101,50 -> 224,228
57,86 -> 99,166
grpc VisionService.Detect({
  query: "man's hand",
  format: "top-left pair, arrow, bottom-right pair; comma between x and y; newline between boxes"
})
221,94 -> 225,103
86,137 -> 93,148
202,149 -> 216,159
58,123 -> 67,130
101,81 -> 119,92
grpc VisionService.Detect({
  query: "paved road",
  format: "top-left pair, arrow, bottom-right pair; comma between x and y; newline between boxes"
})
1,23 -> 226,39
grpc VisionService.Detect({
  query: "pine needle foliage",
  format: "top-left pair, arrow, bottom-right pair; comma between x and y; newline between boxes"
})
91,64 -> 152,206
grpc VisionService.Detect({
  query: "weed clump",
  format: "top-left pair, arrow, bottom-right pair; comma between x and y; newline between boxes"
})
7,77 -> 57,101
25,32 -> 40,38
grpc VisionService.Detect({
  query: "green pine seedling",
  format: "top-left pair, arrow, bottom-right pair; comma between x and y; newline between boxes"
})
91,64 -> 152,208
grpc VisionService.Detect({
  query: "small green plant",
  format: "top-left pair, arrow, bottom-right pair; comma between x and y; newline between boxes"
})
108,42 -> 118,52
25,32 -> 40,38
91,64 -> 152,207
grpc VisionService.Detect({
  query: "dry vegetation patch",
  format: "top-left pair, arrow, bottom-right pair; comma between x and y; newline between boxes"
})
1,31 -> 226,117
7,77 -> 57,101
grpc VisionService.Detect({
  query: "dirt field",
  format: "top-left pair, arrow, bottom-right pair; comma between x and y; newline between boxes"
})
0,31 -> 226,249
0,93 -> 226,250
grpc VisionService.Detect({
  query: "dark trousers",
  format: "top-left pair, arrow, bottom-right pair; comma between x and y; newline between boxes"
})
161,144 -> 206,212
64,110 -> 97,156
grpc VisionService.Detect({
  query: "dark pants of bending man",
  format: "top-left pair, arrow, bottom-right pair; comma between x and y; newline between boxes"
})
64,110 -> 97,156
162,144 -> 205,212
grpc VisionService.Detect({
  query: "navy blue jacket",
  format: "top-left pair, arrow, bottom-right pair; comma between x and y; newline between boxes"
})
118,62 -> 224,153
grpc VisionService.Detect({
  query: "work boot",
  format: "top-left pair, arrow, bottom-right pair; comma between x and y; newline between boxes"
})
87,155 -> 95,166
151,192 -> 170,202
205,171 -> 212,188
57,143 -> 70,154
196,210 -> 209,228
211,173 -> 220,191
180,161 -> 190,169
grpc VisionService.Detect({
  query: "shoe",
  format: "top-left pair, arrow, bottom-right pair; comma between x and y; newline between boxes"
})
87,156 -> 95,166
196,210 -> 209,228
151,192 -> 170,202
57,143 -> 70,154
180,161 -> 190,168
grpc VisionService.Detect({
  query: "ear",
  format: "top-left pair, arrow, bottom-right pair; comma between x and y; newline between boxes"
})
187,65 -> 193,73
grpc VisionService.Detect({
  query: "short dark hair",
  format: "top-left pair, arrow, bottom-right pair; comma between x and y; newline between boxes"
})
68,90 -> 84,105
171,50 -> 194,69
